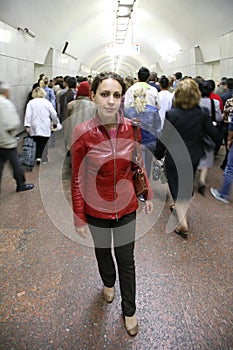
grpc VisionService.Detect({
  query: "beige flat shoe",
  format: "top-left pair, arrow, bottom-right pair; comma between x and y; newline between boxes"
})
124,314 -> 138,336
103,286 -> 114,303
169,203 -> 175,212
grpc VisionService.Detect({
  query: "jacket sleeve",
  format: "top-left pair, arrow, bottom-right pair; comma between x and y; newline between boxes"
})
214,99 -> 223,122
154,112 -> 169,160
131,126 -> 154,200
153,109 -> 162,137
49,89 -> 56,110
71,126 -> 87,227
48,102 -> 58,124
6,100 -> 20,132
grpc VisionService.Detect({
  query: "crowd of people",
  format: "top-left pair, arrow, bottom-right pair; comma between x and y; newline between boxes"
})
0,67 -> 232,336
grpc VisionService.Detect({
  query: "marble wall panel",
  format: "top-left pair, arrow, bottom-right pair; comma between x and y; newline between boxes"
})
0,21 -> 7,55
6,56 -> 18,84
0,55 -> 7,81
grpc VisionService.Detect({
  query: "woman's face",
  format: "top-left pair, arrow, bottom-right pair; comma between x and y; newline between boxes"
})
92,78 -> 122,126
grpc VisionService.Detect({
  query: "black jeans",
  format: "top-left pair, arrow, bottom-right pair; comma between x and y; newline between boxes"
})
86,211 -> 136,317
220,123 -> 229,169
0,148 -> 25,189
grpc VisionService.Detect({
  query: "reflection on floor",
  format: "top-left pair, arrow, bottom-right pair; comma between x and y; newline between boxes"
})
0,131 -> 232,349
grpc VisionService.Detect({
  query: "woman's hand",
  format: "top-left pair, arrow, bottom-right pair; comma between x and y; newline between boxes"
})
227,140 -> 232,150
142,200 -> 153,214
26,127 -> 30,134
75,225 -> 88,238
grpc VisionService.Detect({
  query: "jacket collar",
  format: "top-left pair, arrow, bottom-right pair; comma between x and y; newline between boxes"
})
93,110 -> 124,130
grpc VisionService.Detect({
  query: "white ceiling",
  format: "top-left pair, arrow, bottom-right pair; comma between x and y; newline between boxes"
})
1,0 -> 233,75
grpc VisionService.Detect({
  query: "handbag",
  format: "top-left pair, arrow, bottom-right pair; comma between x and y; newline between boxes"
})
201,132 -> 216,150
152,158 -> 167,184
200,106 -> 217,150
210,99 -> 223,152
51,121 -> 63,131
131,119 -> 148,198
18,135 -> 36,169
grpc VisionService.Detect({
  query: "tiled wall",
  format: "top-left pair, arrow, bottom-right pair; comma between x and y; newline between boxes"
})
158,46 -> 221,82
0,21 -> 79,132
156,31 -> 233,81
220,30 -> 233,77
0,21 -> 35,130
34,48 -> 81,83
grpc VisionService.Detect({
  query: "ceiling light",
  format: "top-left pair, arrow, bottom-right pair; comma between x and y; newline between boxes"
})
118,5 -> 132,17
116,32 -> 126,38
119,0 -> 135,5
117,29 -> 127,33
117,25 -> 128,31
117,17 -> 129,25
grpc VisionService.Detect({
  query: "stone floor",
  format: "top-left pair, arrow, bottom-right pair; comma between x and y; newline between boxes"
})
0,130 -> 232,350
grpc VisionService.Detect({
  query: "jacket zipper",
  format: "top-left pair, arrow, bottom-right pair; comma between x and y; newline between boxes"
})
112,145 -> 118,221
102,125 -> 119,221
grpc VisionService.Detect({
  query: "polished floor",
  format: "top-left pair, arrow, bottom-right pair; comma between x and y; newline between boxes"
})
0,131 -> 232,350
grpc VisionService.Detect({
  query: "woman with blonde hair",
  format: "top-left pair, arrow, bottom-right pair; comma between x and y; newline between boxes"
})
156,78 -> 221,237
124,85 -> 161,177
24,87 -> 58,164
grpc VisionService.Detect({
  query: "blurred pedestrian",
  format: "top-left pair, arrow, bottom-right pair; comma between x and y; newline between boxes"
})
0,82 -> 34,192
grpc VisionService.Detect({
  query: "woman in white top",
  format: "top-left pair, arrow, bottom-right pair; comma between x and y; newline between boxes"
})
158,75 -> 174,129
197,81 -> 223,195
24,87 -> 58,164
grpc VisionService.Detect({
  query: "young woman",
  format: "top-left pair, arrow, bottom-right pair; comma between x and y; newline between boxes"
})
197,80 -> 223,195
71,72 -> 153,336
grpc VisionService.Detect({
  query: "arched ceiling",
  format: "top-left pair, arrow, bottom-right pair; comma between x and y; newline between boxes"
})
1,0 -> 233,75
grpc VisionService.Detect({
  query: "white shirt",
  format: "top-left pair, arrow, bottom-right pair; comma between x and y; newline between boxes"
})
24,97 -> 58,137
158,90 -> 174,128
124,82 -> 161,110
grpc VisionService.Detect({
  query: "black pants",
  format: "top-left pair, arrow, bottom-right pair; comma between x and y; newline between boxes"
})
86,211 -> 136,317
166,158 -> 198,200
220,123 -> 229,169
32,136 -> 49,162
0,148 -> 25,189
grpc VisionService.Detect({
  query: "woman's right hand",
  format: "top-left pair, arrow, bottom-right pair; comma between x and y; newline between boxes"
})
142,200 -> 154,214
75,225 -> 88,238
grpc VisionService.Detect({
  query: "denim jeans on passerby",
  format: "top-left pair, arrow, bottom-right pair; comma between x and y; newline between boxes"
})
219,144 -> 233,200
142,146 -> 153,178
142,141 -> 157,179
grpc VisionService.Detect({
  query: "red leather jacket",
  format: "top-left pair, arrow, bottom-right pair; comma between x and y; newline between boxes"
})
71,113 -> 152,227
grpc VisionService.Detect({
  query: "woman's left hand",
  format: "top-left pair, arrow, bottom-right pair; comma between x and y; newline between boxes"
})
142,200 -> 153,214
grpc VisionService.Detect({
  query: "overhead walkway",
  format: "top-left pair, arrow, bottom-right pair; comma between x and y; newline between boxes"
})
0,130 -> 232,349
